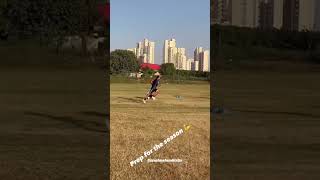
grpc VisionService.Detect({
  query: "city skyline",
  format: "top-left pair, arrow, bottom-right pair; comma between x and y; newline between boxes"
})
213,0 -> 320,31
127,38 -> 210,71
127,38 -> 155,64
111,0 -> 210,64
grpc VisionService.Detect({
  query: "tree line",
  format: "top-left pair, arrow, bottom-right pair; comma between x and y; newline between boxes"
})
110,49 -> 209,81
0,0 -> 107,55
212,24 -> 320,63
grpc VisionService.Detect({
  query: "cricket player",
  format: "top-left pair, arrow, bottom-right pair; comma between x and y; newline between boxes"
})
143,72 -> 161,103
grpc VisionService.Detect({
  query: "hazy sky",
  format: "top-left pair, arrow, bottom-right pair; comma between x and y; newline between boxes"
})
111,0 -> 210,64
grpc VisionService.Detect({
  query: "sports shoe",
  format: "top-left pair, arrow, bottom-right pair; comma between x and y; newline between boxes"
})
143,99 -> 146,104
151,97 -> 156,100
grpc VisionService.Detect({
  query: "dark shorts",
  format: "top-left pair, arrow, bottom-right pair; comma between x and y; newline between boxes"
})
149,88 -> 157,94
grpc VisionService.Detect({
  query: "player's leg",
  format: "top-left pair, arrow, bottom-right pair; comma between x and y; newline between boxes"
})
151,89 -> 158,100
153,89 -> 159,97
143,88 -> 152,103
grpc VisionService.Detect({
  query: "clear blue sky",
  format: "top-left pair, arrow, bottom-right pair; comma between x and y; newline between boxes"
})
111,0 -> 210,64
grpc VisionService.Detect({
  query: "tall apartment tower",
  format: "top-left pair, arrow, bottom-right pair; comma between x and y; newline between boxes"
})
220,0 -> 283,29
199,50 -> 210,72
282,0 -> 299,31
147,41 -> 155,64
213,0 -> 231,25
186,59 -> 193,71
191,61 -> 199,71
314,0 -> 320,31
218,0 -> 319,31
141,39 -> 155,64
256,0 -> 283,30
282,0 -> 317,31
176,48 -> 187,70
258,0 -> 274,29
193,47 -> 203,71
272,0 -> 283,29
163,39 -> 176,64
298,0 -> 315,31
128,39 -> 155,64
230,0 -> 259,28
163,39 -> 187,70
194,47 -> 203,62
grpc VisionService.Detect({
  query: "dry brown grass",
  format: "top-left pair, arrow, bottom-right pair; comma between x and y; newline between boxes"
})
111,82 -> 210,180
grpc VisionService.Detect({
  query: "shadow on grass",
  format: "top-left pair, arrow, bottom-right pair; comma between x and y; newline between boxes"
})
117,97 -> 143,103
81,111 -> 108,118
24,111 -> 108,133
81,111 -> 110,131
231,109 -> 320,118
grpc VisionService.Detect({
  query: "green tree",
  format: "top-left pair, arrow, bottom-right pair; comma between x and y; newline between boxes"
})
160,63 -> 175,75
3,0 -> 102,54
110,50 -> 139,74
4,1 -> 79,46
142,67 -> 154,78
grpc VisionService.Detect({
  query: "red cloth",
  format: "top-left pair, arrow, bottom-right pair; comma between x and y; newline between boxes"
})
140,63 -> 161,70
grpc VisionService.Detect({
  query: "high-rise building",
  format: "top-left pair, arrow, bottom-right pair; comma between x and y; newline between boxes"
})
194,47 -> 209,71
199,50 -> 210,72
216,0 -> 320,31
186,59 -> 193,71
191,61 -> 199,71
213,0 -> 231,25
282,0 -> 316,31
176,48 -> 187,70
314,0 -> 320,31
194,47 -> 203,62
282,0 -> 299,31
129,38 -> 155,64
273,0 -> 283,29
193,47 -> 203,71
230,0 -> 259,28
258,0 -> 274,29
218,0 -> 284,29
147,41 -> 155,64
163,39 -> 176,64
298,0 -> 315,31
163,39 -> 187,70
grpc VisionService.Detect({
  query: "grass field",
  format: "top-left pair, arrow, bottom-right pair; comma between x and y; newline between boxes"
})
0,67 -> 107,179
110,82 -> 210,179
213,70 -> 320,180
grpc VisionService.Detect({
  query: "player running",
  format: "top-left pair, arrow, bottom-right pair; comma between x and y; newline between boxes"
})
143,72 -> 161,104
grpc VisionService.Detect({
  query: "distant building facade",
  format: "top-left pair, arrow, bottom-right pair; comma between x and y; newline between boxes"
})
213,0 -> 231,25
230,0 -> 259,28
282,0 -> 299,31
193,47 -> 203,71
163,39 -> 187,70
298,0 -> 315,31
163,38 -> 177,64
191,60 -> 199,71
186,59 -> 193,71
314,0 -> 320,31
273,0 -> 283,29
258,0 -> 274,29
128,38 -> 155,64
194,47 -> 209,72
215,0 -> 320,31
199,50 -> 210,72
